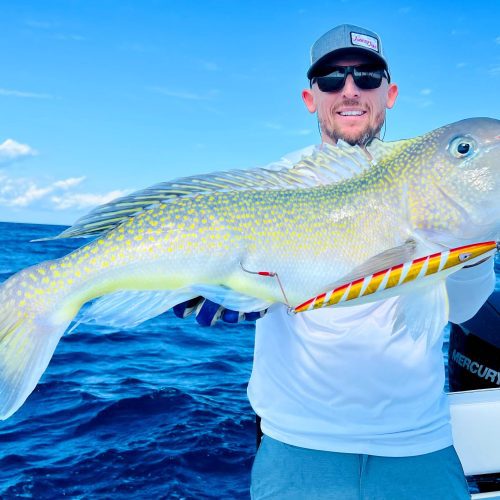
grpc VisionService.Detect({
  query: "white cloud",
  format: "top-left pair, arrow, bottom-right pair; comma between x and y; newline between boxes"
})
495,36 -> 500,45
400,95 -> 433,109
419,88 -> 432,96
51,190 -> 129,210
148,86 -> 219,101
24,19 -> 85,42
0,136 -> 129,216
0,173 -> 129,212
53,177 -> 86,189
10,184 -> 54,207
263,122 -> 313,136
0,88 -> 54,99
456,62 -> 467,69
398,6 -> 411,14
264,122 -> 283,130
25,19 -> 56,29
0,139 -> 37,165
52,33 -> 86,42
489,64 -> 500,76
292,129 -> 313,136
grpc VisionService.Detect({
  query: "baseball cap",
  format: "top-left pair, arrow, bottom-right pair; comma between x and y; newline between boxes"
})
307,24 -> 390,79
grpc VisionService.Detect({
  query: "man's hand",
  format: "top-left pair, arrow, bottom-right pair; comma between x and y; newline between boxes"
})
173,297 -> 267,326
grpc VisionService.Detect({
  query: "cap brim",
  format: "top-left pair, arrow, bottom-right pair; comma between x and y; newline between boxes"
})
307,47 -> 388,79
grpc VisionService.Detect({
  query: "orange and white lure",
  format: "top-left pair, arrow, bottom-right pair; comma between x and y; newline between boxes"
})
293,241 -> 498,314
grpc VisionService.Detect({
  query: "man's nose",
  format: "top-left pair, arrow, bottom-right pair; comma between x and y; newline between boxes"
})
342,74 -> 360,98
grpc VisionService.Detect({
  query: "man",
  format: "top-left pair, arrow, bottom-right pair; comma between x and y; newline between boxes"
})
176,24 -> 495,499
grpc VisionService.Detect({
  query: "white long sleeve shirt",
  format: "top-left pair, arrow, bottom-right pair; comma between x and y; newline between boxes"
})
246,145 -> 496,456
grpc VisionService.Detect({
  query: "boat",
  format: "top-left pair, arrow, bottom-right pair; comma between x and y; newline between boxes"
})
450,388 -> 500,499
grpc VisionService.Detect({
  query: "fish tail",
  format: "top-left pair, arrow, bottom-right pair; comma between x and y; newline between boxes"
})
0,264 -> 76,419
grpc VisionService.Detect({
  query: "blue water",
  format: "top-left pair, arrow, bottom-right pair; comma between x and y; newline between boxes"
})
1,221 -> 495,498
0,221 -> 256,498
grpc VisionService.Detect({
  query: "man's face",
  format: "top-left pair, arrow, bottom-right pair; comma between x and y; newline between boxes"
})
302,55 -> 398,147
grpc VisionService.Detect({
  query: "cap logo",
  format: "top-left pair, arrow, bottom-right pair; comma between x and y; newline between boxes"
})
350,32 -> 379,53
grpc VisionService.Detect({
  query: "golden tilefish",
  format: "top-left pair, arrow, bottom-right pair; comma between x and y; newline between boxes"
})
0,117 -> 499,419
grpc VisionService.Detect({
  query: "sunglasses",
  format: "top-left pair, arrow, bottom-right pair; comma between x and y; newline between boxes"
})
312,64 -> 390,92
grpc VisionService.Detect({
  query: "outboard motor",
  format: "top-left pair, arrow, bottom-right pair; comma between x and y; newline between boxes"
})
448,254 -> 500,392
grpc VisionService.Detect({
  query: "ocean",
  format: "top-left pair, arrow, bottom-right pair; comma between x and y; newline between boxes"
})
0,221 -> 256,498
0,221 -> 494,498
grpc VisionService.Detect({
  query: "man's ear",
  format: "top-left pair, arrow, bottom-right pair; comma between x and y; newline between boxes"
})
386,83 -> 398,109
302,88 -> 317,113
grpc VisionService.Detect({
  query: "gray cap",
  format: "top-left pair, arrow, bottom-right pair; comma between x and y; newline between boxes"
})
307,24 -> 389,79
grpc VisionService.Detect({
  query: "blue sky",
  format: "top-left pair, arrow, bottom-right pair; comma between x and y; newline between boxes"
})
0,0 -> 499,225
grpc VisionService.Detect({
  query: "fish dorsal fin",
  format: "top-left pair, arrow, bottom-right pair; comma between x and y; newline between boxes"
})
366,137 -> 416,164
43,142 -> 372,240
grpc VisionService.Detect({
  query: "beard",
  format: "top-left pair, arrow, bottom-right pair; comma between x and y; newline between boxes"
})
319,103 -> 386,147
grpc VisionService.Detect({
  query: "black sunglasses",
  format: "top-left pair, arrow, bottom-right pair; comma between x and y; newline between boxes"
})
312,64 -> 390,92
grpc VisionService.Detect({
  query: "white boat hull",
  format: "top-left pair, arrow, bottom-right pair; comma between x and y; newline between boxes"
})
449,388 -> 500,498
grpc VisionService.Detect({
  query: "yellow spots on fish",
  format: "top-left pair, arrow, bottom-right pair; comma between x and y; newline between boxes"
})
37,268 -> 46,276
134,235 -> 143,242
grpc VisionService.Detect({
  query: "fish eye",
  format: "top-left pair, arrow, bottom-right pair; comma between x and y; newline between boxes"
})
448,136 -> 477,159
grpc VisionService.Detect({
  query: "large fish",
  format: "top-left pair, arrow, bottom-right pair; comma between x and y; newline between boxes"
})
0,117 -> 499,419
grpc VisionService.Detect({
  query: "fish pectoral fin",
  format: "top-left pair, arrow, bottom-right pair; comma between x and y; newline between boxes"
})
189,285 -> 272,312
77,285 -> 272,328
332,240 -> 419,286
77,289 -> 198,328
392,281 -> 449,348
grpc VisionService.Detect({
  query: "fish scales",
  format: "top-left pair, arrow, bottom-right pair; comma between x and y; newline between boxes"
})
0,117 -> 499,420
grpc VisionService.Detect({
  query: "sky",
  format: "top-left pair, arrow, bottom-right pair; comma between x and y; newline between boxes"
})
0,0 -> 499,225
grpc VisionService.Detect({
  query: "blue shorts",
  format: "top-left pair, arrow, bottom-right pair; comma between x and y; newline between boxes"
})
251,436 -> 470,499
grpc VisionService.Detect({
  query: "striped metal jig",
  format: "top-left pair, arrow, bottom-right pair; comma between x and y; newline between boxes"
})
293,241 -> 498,314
